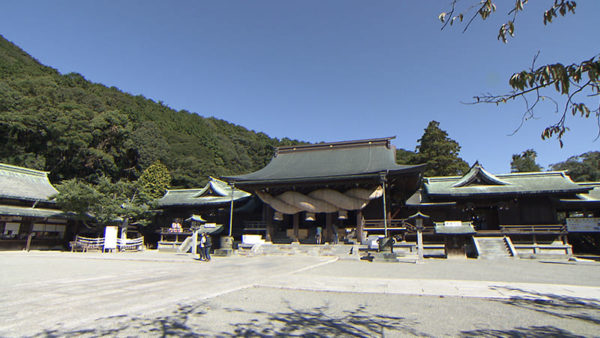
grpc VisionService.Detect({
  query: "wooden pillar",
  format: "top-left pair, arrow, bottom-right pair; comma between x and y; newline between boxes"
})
23,219 -> 34,251
265,205 -> 273,242
325,213 -> 333,243
416,218 -> 424,262
293,213 -> 299,243
356,210 -> 365,245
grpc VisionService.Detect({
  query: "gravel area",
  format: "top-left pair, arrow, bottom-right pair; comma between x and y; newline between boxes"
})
1,251 -> 599,337
36,287 -> 600,337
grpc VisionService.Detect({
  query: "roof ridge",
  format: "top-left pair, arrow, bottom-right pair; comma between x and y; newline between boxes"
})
276,137 -> 395,154
0,163 -> 50,177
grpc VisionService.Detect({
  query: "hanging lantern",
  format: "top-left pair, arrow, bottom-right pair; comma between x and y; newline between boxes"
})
305,212 -> 316,221
273,212 -> 283,221
338,210 -> 348,220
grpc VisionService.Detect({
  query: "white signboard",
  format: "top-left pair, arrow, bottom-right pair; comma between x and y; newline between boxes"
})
104,226 -> 118,250
444,221 -> 463,227
567,218 -> 600,233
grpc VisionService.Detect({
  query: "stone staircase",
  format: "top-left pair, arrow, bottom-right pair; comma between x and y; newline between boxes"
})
474,237 -> 514,259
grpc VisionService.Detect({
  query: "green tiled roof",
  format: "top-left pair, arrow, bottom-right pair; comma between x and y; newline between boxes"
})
425,164 -> 588,197
560,182 -> 600,205
157,177 -> 250,207
0,163 -> 58,202
224,137 -> 425,185
0,205 -> 68,218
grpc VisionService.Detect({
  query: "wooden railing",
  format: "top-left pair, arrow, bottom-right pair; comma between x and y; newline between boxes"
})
243,220 -> 267,231
117,236 -> 145,251
500,224 -> 566,234
363,219 -> 435,233
364,219 -> 407,229
159,227 -> 193,234
69,235 -> 104,252
70,235 -> 144,252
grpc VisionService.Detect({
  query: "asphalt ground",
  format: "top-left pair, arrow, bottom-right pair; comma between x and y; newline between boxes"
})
1,250 -> 599,337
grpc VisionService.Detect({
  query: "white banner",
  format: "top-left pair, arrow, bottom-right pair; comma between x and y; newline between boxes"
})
566,218 -> 600,233
104,226 -> 118,250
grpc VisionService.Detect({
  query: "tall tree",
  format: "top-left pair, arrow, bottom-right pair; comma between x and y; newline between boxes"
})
414,121 -> 469,176
511,149 -> 542,172
439,1 -> 598,146
54,176 -> 156,234
138,161 -> 171,200
550,151 -> 600,182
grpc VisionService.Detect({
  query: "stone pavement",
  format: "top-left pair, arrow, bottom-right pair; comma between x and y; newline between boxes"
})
1,250 -> 600,336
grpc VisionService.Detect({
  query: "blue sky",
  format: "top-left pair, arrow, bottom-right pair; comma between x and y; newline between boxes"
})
1,1 -> 598,173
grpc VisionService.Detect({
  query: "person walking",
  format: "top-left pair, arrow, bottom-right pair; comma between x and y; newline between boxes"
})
204,234 -> 212,261
198,232 -> 206,261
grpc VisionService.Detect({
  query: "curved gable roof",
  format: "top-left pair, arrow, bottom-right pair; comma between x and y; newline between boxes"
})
425,164 -> 588,197
0,163 -> 58,202
224,137 -> 425,185
157,177 -> 250,207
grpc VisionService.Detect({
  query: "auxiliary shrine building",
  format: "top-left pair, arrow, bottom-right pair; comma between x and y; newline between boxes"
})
0,163 -> 73,250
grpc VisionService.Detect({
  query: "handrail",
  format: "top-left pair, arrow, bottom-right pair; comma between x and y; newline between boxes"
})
500,224 -> 566,233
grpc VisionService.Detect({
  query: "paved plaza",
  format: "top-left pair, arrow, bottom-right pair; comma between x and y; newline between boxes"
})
1,250 -> 600,337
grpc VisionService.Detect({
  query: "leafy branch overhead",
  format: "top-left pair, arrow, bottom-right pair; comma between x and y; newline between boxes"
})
439,1 -> 599,146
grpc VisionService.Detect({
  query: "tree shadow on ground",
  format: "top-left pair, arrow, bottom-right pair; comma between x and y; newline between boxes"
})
30,302 -> 428,337
220,302 -> 429,337
33,304 -> 207,337
488,286 -> 600,326
460,325 -> 586,337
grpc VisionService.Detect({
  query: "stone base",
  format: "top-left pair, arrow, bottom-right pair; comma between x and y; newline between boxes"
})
213,248 -> 234,257
372,252 -> 399,263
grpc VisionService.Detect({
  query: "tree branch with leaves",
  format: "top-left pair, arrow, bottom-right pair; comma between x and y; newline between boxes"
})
439,0 -> 599,146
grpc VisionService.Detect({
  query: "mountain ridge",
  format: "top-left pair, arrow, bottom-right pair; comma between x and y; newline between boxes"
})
0,34 -> 304,188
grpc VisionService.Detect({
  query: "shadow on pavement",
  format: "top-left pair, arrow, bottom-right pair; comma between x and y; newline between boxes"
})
33,304 -> 207,337
220,303 -> 427,337
488,286 -> 600,326
30,302 -> 427,337
460,325 -> 586,337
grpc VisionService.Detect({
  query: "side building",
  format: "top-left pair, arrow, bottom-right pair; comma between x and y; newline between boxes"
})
153,177 -> 253,250
0,163 -> 73,250
406,163 -> 596,257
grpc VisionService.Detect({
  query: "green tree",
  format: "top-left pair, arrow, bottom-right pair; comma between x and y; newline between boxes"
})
138,161 -> 171,200
439,1 -> 598,146
54,177 -> 156,234
511,149 -> 542,172
395,148 -> 417,165
550,151 -> 600,182
414,121 -> 469,176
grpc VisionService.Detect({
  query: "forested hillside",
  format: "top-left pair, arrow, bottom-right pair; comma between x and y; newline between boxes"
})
0,35 -> 302,187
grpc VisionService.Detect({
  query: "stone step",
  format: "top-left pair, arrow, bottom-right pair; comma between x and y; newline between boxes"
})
475,237 -> 512,259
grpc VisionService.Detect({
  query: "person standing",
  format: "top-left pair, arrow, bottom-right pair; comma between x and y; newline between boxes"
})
204,234 -> 212,261
198,233 -> 206,261
315,226 -> 322,244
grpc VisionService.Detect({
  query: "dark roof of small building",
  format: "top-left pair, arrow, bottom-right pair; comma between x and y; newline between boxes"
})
424,163 -> 588,198
0,163 -> 58,202
559,182 -> 600,206
157,177 -> 250,207
223,137 -> 425,186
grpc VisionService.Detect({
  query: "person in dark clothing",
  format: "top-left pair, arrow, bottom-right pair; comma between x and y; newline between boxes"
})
204,234 -> 212,261
198,232 -> 206,261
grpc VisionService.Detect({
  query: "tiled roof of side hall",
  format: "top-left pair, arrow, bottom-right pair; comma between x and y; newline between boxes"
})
560,182 -> 600,204
0,163 -> 59,202
223,137 -> 425,185
424,164 -> 589,197
156,177 -> 250,207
